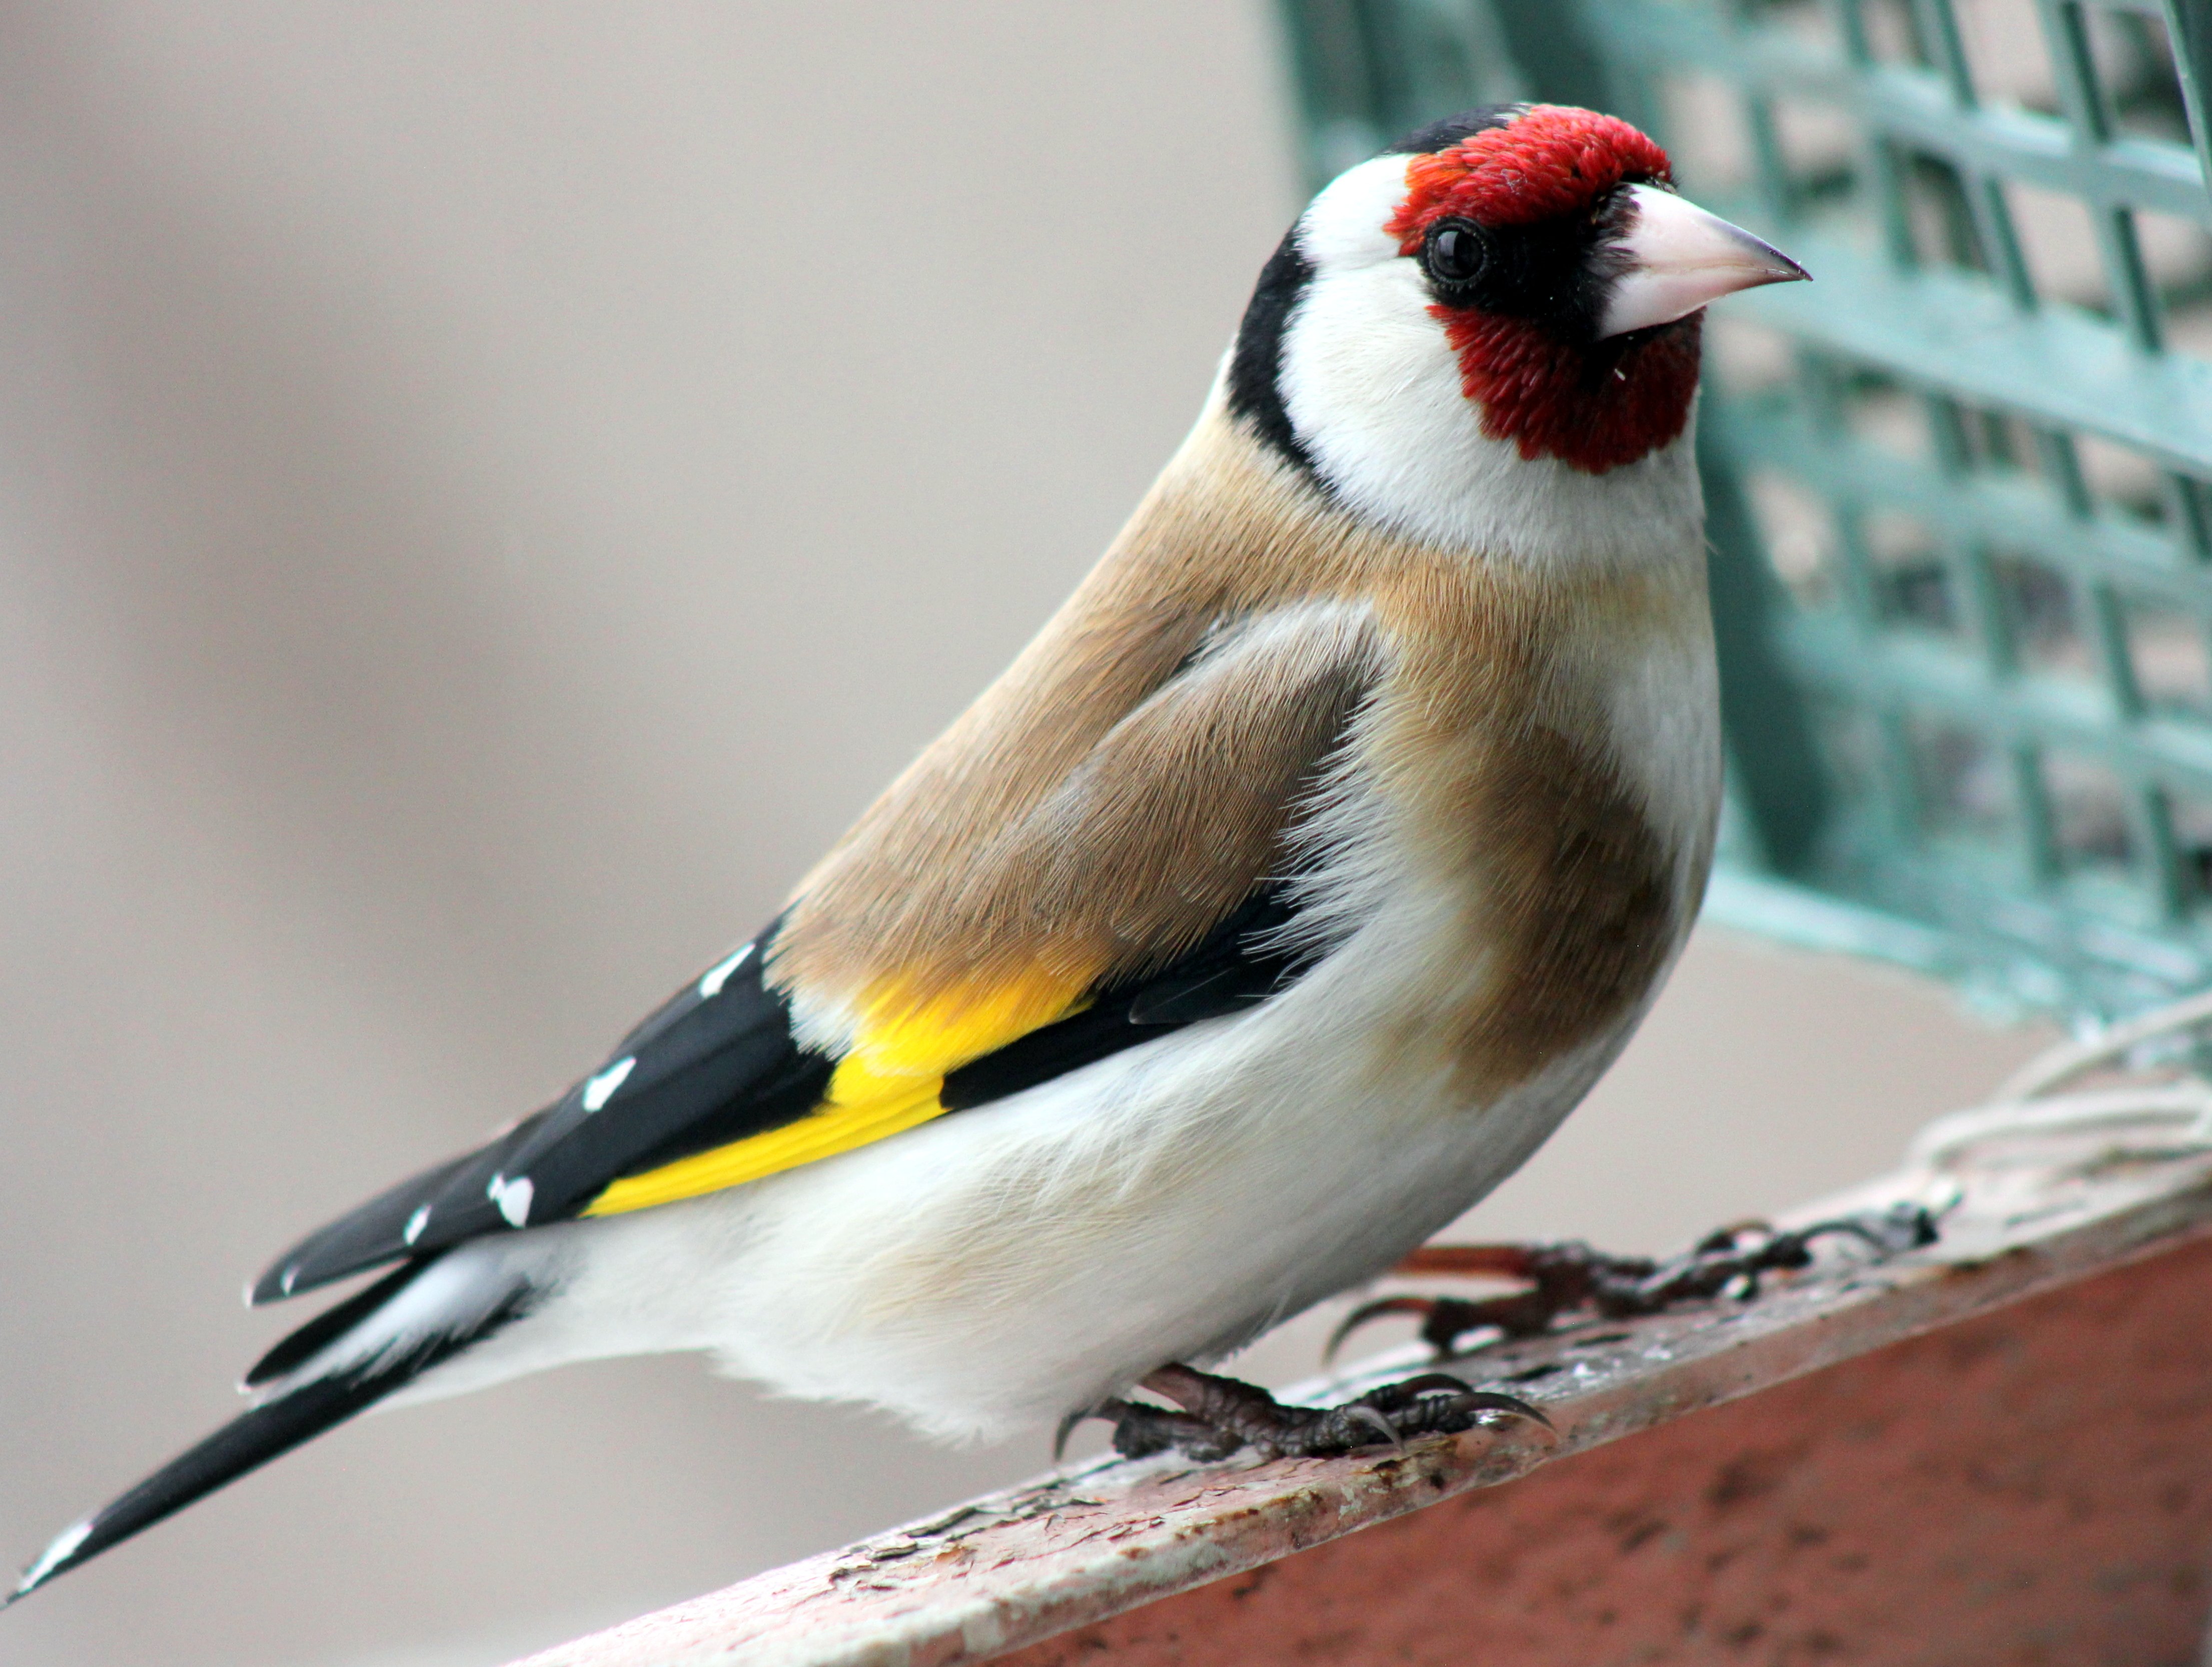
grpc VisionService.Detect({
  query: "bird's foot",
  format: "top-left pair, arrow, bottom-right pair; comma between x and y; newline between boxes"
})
1333,1202 -> 1938,1360
1089,1362 -> 1547,1462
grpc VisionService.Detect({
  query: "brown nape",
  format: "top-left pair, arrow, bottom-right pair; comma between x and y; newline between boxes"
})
773,408 -> 1693,1097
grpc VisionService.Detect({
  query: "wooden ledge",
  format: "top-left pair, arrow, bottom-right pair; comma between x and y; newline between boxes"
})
511,1127 -> 2212,1666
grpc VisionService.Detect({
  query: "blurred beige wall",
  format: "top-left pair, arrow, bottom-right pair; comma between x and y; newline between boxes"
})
0,7 -> 2048,1665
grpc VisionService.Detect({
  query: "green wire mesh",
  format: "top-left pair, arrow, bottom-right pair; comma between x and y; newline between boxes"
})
1279,0 -> 2212,1018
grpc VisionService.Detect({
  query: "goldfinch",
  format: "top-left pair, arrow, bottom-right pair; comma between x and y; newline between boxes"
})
12,103 -> 1803,1599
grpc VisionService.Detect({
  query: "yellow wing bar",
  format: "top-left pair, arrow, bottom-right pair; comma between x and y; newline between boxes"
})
582,971 -> 1085,1217
582,1065 -> 947,1215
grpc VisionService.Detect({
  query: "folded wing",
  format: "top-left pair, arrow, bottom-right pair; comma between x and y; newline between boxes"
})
254,601 -> 1387,1307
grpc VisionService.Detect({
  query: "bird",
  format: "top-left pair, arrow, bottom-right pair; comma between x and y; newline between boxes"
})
11,102 -> 1804,1600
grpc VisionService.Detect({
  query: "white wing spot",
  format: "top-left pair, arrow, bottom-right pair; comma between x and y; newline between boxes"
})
280,1266 -> 298,1296
698,944 -> 753,1000
21,1520 -> 93,1592
487,1173 -> 534,1228
403,1204 -> 432,1245
581,1056 -> 636,1112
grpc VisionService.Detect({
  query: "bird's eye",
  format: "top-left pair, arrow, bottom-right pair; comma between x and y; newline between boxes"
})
1423,220 -> 1489,289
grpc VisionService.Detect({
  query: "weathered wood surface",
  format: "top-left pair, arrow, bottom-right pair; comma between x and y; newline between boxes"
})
1000,1226 -> 2212,1664
510,1125 -> 2212,1667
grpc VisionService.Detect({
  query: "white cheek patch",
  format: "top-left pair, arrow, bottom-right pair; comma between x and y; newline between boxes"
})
1296,154 -> 1417,271
1278,233 -> 1706,568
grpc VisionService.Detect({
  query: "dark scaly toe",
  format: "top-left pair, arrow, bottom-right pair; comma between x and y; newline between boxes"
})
1068,1211 -> 1931,1466
1620,1203 -> 1940,1308
1294,1373 -> 1551,1456
1329,1288 -> 1561,1361
1337,1205 -> 1941,1359
1348,1372 -> 1551,1431
1111,1363 -> 1548,1461
1095,1396 -> 1246,1462
1333,1240 -> 1662,1358
1812,1202 -> 1941,1255
1135,1363 -> 1292,1453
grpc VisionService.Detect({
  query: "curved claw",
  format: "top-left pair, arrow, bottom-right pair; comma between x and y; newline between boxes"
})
1338,1404 -> 1406,1454
1353,1373 -> 1552,1436
1326,1296 -> 1439,1362
1692,1218 -> 1773,1254
1449,1388 -> 1554,1430
1798,1205 -> 1939,1255
1377,1371 -> 1477,1399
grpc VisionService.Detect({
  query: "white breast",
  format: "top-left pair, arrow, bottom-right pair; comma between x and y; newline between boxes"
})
1596,583 -> 1724,899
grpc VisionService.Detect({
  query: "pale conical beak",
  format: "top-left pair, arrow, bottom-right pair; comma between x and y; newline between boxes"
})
1596,183 -> 1808,340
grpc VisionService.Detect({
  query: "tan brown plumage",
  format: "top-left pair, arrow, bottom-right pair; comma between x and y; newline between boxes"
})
776,402 -> 1698,1099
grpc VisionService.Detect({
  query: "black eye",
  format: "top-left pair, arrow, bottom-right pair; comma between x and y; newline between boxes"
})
1423,219 -> 1489,289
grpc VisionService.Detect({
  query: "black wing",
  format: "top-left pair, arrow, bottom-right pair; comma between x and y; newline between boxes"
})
253,881 -> 1328,1306
251,931 -> 832,1302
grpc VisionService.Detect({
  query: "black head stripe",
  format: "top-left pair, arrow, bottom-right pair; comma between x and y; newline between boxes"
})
1229,105 -> 1522,474
1383,106 -> 1519,158
1226,230 -> 1318,473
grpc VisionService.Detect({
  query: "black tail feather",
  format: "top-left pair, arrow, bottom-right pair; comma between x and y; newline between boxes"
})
9,1271 -> 531,1603
243,1258 -> 438,1389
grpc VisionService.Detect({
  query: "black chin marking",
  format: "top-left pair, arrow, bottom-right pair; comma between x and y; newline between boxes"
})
1227,229 -> 1319,474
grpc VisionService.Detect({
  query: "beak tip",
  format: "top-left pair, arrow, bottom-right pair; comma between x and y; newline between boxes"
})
1595,188 -> 1811,337
1737,228 -> 1810,290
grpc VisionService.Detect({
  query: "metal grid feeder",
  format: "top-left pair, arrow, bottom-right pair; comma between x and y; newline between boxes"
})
1278,0 -> 2212,1019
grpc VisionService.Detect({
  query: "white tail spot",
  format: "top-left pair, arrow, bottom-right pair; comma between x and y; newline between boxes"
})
581,1056 -> 636,1112
698,944 -> 753,1000
487,1173 -> 534,1228
404,1204 -> 432,1245
21,1520 -> 93,1592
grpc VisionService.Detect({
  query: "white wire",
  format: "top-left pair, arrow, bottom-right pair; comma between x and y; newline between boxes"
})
1909,1082 -> 2212,1168
1993,986 -> 2212,1102
1906,986 -> 2212,1169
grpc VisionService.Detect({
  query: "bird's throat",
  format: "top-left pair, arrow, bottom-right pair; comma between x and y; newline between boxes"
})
1441,309 -> 1701,476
